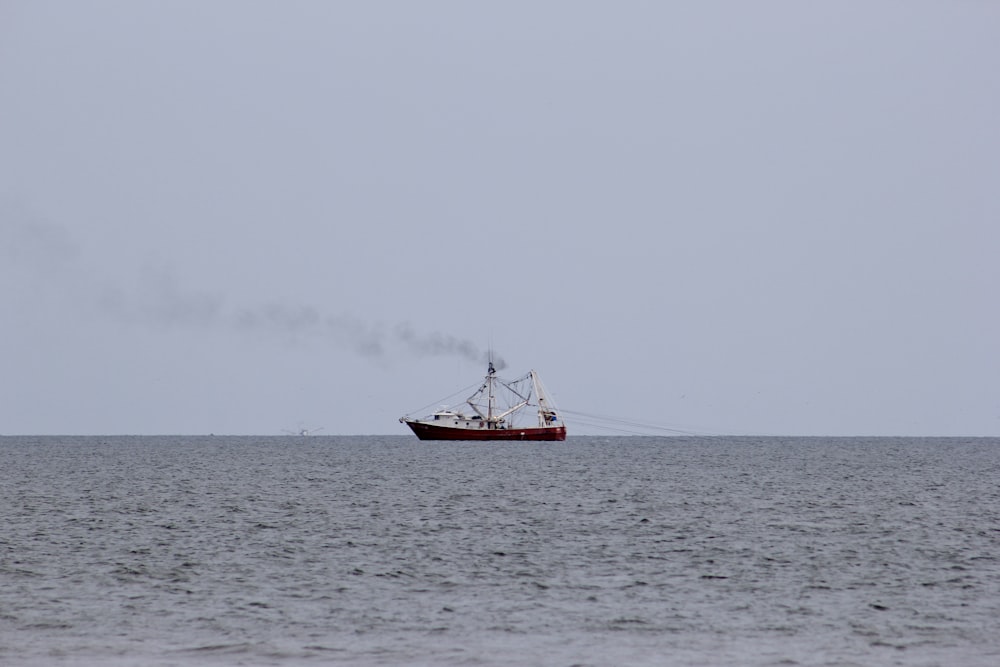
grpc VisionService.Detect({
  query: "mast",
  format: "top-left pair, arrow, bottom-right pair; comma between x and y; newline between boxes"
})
487,360 -> 496,426
531,370 -> 559,427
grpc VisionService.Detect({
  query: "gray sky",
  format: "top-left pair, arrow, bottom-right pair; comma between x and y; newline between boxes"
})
2,2 -> 998,436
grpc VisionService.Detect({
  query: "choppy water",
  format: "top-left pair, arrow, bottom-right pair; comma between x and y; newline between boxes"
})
1,435 -> 999,666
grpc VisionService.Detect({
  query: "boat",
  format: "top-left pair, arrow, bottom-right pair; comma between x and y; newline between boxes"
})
399,361 -> 567,441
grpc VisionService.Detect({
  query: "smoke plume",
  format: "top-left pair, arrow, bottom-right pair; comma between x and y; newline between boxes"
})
2,209 -> 503,368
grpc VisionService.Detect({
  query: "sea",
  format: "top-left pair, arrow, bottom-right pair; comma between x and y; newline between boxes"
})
1,435 -> 999,667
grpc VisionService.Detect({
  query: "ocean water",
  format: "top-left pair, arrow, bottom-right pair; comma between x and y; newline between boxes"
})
1,435 -> 999,667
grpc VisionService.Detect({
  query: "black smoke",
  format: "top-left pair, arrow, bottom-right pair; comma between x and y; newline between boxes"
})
2,208 -> 503,367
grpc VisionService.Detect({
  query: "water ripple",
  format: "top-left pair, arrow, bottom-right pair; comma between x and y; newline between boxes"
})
1,435 -> 999,666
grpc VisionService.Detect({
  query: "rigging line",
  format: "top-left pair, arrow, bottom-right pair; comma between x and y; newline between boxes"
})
559,408 -> 695,432
467,380 -> 490,404
406,381 -> 483,417
558,408 -> 719,436
498,379 -> 529,403
498,372 -> 531,386
577,424 -> 702,437
567,418 -> 709,437
563,418 -> 669,437
558,407 -> 698,430
566,408 -> 779,438
558,407 -> 781,438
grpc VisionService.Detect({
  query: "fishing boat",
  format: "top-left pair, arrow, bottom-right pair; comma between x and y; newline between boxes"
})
399,361 -> 567,441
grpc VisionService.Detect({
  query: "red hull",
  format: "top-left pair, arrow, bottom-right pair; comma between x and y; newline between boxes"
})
404,420 -> 566,441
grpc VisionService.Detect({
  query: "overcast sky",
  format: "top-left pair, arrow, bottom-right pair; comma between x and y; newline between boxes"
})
2,2 -> 998,436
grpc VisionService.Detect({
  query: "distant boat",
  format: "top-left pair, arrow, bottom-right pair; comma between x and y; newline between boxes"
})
400,361 -> 567,441
282,427 -> 324,436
